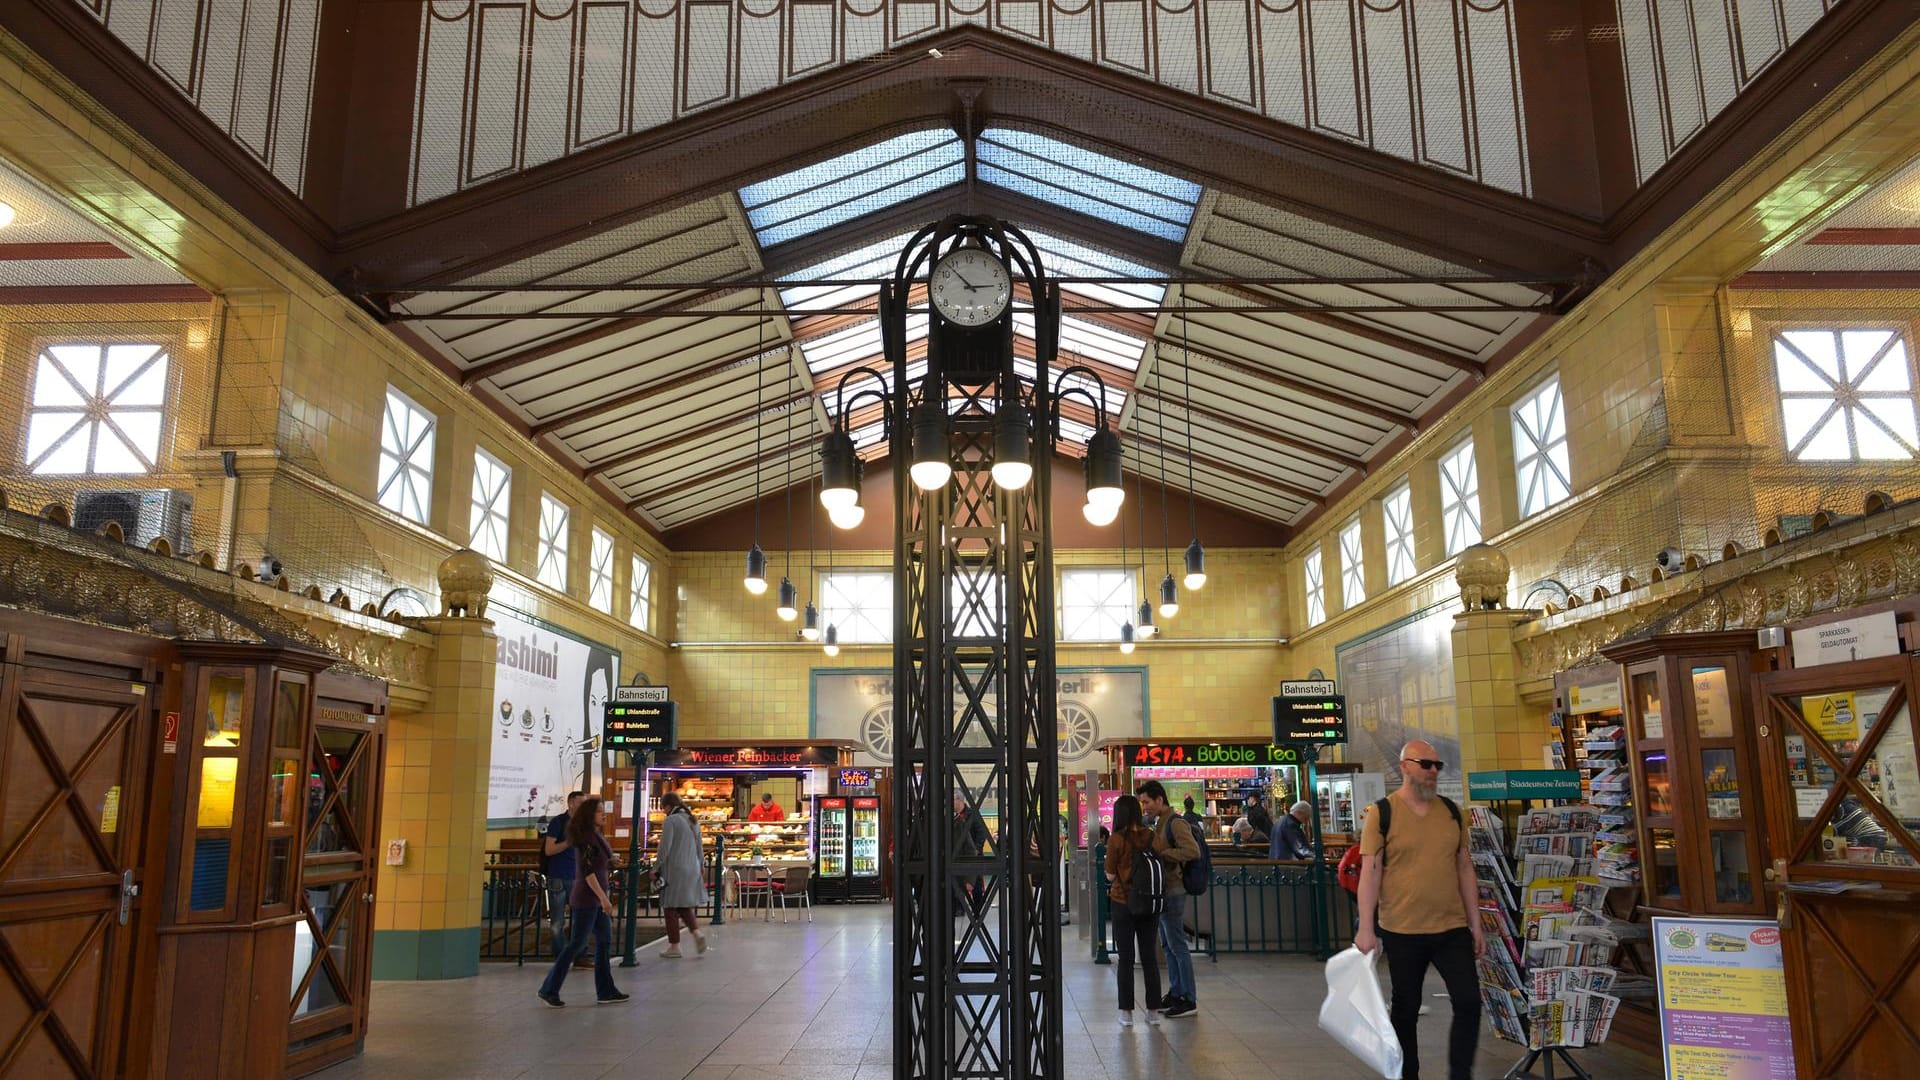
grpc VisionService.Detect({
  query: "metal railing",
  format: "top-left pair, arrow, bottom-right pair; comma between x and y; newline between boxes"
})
480,862 -> 653,965
1091,848 -> 1350,962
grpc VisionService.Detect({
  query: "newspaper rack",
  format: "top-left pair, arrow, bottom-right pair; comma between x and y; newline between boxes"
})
1468,804 -> 1624,1080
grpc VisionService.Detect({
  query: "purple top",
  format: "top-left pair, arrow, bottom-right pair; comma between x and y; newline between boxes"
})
568,833 -> 611,910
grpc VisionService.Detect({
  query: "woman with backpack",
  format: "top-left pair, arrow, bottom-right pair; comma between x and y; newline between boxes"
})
1103,795 -> 1164,1028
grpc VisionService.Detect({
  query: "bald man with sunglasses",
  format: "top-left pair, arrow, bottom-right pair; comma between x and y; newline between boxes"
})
1353,740 -> 1484,1080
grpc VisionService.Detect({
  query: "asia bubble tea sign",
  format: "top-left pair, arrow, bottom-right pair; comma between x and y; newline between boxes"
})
1653,917 -> 1797,1080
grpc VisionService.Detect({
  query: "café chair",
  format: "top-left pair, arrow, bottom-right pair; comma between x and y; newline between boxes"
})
769,866 -> 813,923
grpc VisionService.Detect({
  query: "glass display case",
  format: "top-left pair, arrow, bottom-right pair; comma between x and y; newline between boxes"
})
1602,632 -> 1768,916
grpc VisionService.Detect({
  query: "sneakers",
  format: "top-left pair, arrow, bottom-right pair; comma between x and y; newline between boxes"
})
694,934 -> 709,955
1144,1009 -> 1162,1026
1117,1010 -> 1134,1028
660,945 -> 683,958
537,992 -> 564,1009
596,991 -> 630,1005
1161,997 -> 1197,1018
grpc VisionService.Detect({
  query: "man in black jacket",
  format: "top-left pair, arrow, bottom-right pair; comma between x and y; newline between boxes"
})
952,791 -> 990,916
1270,800 -> 1315,860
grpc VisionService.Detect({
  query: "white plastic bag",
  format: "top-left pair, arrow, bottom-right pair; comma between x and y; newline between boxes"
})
1318,946 -> 1404,1079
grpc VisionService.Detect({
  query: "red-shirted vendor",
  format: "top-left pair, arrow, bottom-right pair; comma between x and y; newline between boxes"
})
748,792 -> 785,821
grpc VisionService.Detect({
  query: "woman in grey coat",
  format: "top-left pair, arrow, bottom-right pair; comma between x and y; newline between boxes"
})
656,792 -> 711,957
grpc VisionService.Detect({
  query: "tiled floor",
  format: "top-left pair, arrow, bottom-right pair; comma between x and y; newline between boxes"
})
320,906 -> 1659,1079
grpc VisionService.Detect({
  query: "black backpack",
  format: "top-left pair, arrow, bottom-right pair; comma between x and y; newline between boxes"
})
1127,844 -> 1167,916
1175,817 -> 1212,896
1372,794 -> 1461,868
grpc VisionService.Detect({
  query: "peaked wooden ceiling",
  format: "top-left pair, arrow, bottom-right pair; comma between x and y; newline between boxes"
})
8,3 -> 1913,540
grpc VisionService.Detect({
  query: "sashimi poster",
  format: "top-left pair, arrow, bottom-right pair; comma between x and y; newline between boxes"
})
1653,917 -> 1797,1080
488,607 -> 619,826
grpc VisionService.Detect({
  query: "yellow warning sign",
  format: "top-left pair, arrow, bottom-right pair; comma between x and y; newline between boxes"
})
1800,693 -> 1859,741
100,786 -> 121,834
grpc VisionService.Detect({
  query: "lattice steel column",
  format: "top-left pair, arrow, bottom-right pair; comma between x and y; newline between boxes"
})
886,218 -> 1064,1080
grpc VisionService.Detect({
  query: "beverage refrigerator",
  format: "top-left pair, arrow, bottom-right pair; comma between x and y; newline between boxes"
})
848,796 -> 883,901
813,796 -> 850,903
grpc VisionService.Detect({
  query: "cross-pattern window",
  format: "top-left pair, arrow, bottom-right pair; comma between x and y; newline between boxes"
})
1513,376 -> 1571,517
1304,549 -> 1326,628
629,555 -> 652,632
377,387 -> 435,524
1060,569 -> 1137,641
588,528 -> 614,612
821,571 -> 893,643
1440,438 -> 1481,556
951,567 -> 1003,638
26,343 -> 170,475
1384,482 -> 1415,587
1339,519 -> 1365,609
1773,329 -> 1920,461
469,448 -> 510,561
536,494 -> 569,590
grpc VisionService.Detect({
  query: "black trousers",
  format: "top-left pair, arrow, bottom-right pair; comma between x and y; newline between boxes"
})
1109,904 -> 1163,1013
1379,926 -> 1481,1080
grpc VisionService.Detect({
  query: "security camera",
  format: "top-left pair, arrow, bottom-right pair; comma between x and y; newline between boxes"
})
259,554 -> 285,579
927,47 -> 944,59
1655,548 -> 1685,573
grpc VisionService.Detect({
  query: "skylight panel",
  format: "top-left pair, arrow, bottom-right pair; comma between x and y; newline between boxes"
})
800,314 -> 927,373
1013,313 -> 1147,370
1021,230 -> 1166,309
978,129 -> 1199,243
778,232 -> 917,313
1013,359 -> 1126,415
741,131 -> 964,246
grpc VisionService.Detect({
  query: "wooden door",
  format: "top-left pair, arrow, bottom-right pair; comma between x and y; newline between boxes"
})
1753,656 -> 1920,1078
286,714 -> 384,1076
0,663 -> 151,1077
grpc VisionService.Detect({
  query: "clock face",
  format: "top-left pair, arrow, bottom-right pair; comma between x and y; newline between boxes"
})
929,248 -> 1012,328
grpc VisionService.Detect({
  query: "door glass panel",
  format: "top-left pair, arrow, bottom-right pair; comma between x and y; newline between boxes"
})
1633,672 -> 1664,740
273,680 -> 305,748
293,881 -> 356,1016
1642,751 -> 1672,816
1701,749 -> 1742,820
307,730 -> 365,856
263,837 -> 292,907
268,757 -> 300,826
1786,690 -> 1920,868
1649,828 -> 1681,900
190,837 -> 230,911
206,675 -> 245,746
1710,832 -> 1753,904
1691,666 -> 1734,738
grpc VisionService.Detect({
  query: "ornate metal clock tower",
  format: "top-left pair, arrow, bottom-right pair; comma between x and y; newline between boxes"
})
879,216 -> 1079,1079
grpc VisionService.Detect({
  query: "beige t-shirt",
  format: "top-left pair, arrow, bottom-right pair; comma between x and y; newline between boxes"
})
1359,789 -> 1470,935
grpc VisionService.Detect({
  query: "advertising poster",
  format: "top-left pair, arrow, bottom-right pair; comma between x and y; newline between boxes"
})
811,667 -> 1146,771
488,607 -> 620,826
1653,917 -> 1797,1080
1336,603 -> 1459,787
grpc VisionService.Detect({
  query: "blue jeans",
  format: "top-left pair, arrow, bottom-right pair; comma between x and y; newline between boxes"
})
1157,891 -> 1195,1001
546,877 -> 574,958
538,907 -> 617,1001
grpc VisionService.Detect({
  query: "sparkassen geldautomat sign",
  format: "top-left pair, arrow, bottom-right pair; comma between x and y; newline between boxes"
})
1127,743 -> 1301,768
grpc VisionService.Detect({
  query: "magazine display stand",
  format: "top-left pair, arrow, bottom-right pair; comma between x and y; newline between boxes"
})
1470,805 -> 1631,1080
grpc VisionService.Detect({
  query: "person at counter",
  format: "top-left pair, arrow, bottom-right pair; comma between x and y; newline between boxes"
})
748,791 -> 786,821
1180,797 -> 1206,835
1270,800 -> 1315,861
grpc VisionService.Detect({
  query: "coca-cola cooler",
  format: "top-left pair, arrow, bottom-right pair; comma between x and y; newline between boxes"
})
847,796 -> 883,902
813,797 -> 850,903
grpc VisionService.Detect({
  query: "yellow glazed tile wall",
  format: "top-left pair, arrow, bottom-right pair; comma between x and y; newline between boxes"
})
376,617 -> 496,937
0,27 -> 675,669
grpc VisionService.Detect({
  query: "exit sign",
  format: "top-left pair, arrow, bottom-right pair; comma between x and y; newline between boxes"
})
1273,694 -> 1348,745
